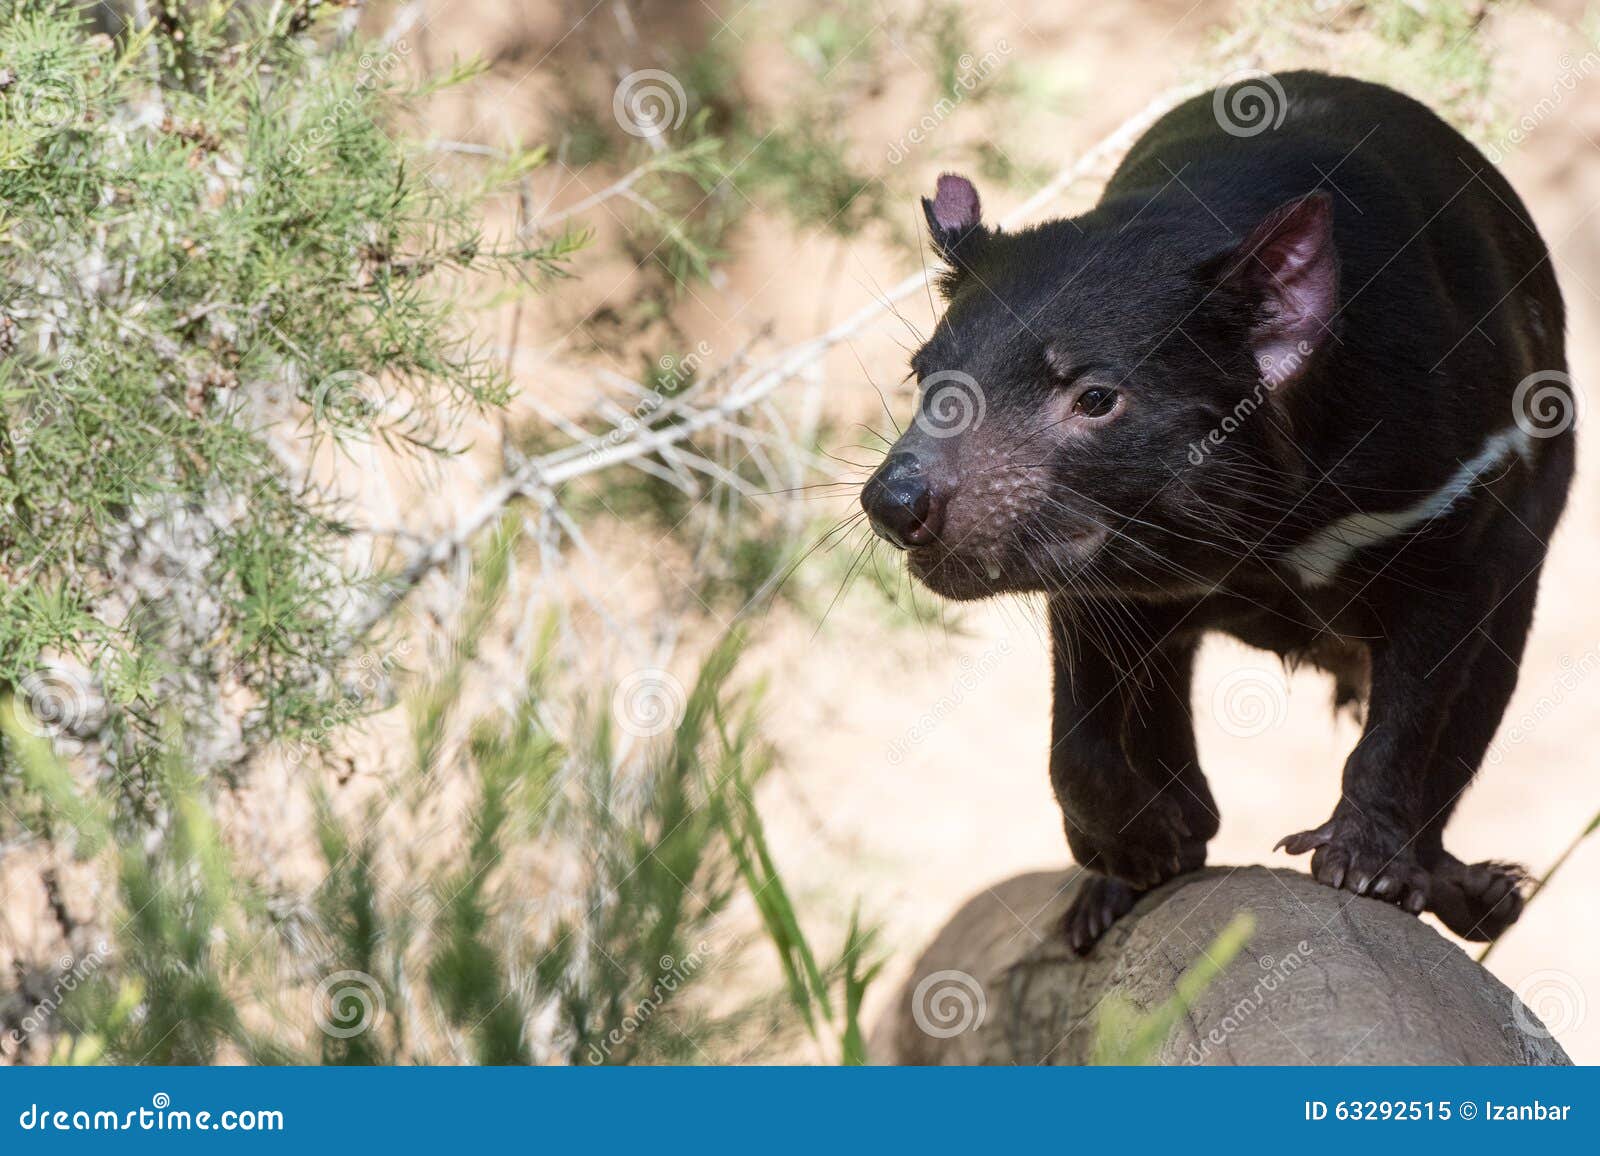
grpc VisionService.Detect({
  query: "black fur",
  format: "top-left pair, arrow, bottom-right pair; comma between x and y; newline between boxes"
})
860,72 -> 1575,953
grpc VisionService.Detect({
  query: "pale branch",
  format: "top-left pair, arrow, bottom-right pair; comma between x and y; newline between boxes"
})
530,160 -> 661,231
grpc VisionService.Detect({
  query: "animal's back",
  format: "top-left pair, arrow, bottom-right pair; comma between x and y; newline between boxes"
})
1110,71 -> 1563,371
1107,71 -> 1568,484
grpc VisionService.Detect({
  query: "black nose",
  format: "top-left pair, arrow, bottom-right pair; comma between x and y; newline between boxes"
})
861,453 -> 943,549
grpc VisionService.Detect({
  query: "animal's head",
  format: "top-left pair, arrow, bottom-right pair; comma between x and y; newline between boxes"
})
860,173 -> 1338,601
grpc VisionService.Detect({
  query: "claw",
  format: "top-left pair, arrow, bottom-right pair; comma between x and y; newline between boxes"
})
1276,822 -> 1335,856
1062,876 -> 1140,956
1427,857 -> 1527,941
1481,874 -> 1513,907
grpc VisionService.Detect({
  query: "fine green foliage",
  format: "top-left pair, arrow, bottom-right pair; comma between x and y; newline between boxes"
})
0,0 -> 572,804
33,523 -> 880,1065
0,702 -> 110,854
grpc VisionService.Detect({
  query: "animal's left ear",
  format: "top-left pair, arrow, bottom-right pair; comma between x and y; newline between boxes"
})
1205,192 -> 1339,386
922,173 -> 988,273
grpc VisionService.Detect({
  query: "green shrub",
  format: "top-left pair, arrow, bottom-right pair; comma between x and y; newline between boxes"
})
0,0 -> 570,806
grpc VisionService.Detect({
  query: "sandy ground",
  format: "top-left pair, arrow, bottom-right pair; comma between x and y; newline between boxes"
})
731,0 -> 1600,1063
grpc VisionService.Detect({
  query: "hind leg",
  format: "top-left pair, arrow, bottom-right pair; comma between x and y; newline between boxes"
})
1281,480 -> 1558,925
1428,854 -> 1527,940
1048,598 -> 1219,954
1416,574 -> 1542,940
1417,428 -> 1569,940
1277,560 -> 1503,914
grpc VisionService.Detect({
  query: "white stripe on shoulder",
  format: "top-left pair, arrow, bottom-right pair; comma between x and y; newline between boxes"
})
1284,426 -> 1534,587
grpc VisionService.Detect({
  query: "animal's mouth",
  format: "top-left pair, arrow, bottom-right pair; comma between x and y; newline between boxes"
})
905,546 -> 1004,601
906,526 -> 1108,600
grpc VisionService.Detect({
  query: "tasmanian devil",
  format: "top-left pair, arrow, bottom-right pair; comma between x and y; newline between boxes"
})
859,71 -> 1575,953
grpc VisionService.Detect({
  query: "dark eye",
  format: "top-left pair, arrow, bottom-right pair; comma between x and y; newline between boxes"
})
1073,387 -> 1119,418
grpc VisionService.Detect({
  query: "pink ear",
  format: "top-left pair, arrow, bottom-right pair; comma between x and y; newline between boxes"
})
931,173 -> 981,232
1224,193 -> 1339,385
922,173 -> 986,269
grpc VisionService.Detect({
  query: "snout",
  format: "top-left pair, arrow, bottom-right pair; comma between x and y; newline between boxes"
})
861,452 -> 947,549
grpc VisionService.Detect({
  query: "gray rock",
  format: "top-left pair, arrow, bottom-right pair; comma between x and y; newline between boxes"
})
878,866 -> 1570,1065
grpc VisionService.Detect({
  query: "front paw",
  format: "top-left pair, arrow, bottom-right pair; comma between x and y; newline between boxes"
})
1277,808 -> 1430,914
1067,794 -> 1205,890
